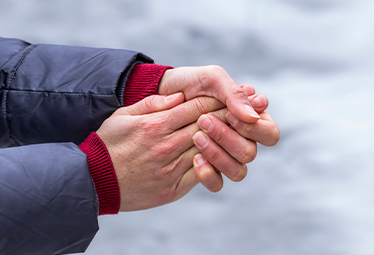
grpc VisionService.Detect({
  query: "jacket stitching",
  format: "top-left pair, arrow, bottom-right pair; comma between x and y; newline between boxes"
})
2,87 -> 116,96
4,45 -> 37,145
6,45 -> 37,88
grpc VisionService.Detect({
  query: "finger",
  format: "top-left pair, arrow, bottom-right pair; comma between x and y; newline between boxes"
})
140,111 -> 219,162
173,167 -> 199,202
208,107 -> 229,123
167,106 -> 236,155
192,131 -> 248,182
195,67 -> 261,123
165,121 -> 207,157
159,66 -> 260,123
112,92 -> 185,117
240,84 -> 255,96
202,94 -> 267,126
197,115 -> 257,164
169,146 -> 199,178
249,94 -> 268,113
165,112 -> 229,156
226,111 -> 280,146
193,154 -> 223,192
171,145 -> 224,193
162,96 -> 225,131
225,87 -> 260,124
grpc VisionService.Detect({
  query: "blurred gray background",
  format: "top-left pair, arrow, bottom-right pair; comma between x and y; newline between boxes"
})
1,0 -> 374,254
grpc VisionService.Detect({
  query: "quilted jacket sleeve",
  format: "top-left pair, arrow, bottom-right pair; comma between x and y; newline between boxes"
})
0,143 -> 99,255
0,37 -> 153,147
0,37 -> 153,254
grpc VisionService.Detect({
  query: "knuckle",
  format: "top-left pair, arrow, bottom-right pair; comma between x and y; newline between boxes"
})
232,164 -> 248,182
231,85 -> 248,100
196,70 -> 210,89
143,95 -> 157,110
239,144 -> 257,164
155,141 -> 177,157
206,65 -> 225,74
155,164 -> 173,178
141,121 -> 158,134
140,116 -> 167,134
214,126 -> 230,144
264,124 -> 280,146
197,65 -> 225,88
193,97 -> 210,115
207,148 -> 221,164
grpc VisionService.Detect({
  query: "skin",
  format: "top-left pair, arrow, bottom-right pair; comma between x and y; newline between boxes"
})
97,65 -> 280,211
96,95 -> 277,211
193,108 -> 279,192
158,65 -> 262,123
97,94 -> 225,211
158,65 -> 279,192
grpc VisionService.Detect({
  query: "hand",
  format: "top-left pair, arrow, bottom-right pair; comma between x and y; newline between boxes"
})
158,65 -> 279,191
192,92 -> 279,192
158,65 -> 261,123
96,93 -> 228,211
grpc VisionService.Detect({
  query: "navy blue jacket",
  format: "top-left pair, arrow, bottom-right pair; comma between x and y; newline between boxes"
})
0,37 -> 152,254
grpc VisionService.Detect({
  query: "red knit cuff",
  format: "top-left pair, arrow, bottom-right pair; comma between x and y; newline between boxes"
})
79,132 -> 120,215
123,63 -> 173,106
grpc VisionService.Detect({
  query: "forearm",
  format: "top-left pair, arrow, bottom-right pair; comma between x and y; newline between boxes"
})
0,37 -> 171,147
1,36 -> 174,217
0,143 -> 98,255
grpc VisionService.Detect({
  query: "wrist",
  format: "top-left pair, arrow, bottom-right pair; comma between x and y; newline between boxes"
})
123,63 -> 173,106
79,132 -> 120,215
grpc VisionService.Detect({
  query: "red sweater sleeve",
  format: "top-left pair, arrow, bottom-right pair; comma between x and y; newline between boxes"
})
79,132 -> 119,215
79,64 -> 172,215
123,63 -> 173,106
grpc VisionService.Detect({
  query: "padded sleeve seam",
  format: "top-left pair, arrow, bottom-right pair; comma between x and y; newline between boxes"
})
6,44 -> 37,88
4,44 -> 37,145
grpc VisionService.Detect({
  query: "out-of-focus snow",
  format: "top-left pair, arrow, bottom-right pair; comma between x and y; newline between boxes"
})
1,0 -> 373,254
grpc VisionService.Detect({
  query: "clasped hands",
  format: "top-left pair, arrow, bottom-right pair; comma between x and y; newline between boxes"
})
97,66 -> 280,211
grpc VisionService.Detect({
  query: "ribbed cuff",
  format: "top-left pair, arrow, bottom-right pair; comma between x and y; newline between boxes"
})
79,64 -> 172,215
79,132 -> 120,215
123,63 -> 173,106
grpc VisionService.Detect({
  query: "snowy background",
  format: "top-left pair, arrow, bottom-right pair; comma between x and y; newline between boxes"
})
1,0 -> 374,254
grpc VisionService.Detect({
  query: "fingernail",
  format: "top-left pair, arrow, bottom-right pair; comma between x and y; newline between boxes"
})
194,154 -> 206,166
166,92 -> 182,101
225,112 -> 238,125
244,104 -> 260,118
198,115 -> 213,132
193,132 -> 209,148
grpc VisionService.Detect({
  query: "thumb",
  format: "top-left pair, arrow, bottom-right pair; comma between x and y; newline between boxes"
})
112,92 -> 185,116
158,66 -> 260,124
